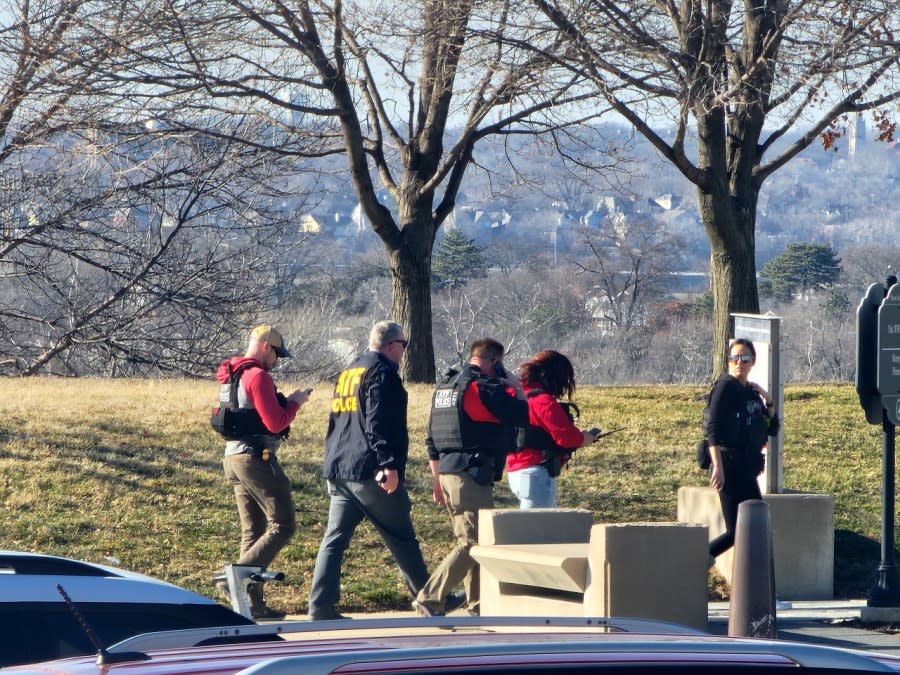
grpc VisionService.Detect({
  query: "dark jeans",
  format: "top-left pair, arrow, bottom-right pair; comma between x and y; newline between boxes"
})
308,478 -> 429,619
709,449 -> 763,558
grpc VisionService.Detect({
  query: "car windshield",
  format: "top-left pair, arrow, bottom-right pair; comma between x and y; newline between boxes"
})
0,603 -> 248,667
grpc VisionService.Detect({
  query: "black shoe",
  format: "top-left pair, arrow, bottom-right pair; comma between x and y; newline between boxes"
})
251,605 -> 286,621
309,611 -> 352,621
444,592 -> 467,614
412,599 -> 444,617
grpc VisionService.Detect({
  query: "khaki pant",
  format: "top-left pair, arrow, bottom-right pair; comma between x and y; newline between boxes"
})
416,471 -> 493,614
223,452 -> 297,608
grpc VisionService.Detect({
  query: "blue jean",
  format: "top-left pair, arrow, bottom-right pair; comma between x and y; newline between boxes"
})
507,465 -> 557,509
308,478 -> 429,618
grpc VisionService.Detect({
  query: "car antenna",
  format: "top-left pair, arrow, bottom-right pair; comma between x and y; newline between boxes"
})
56,584 -> 149,665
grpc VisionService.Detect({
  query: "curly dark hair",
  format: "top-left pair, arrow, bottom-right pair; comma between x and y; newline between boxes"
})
518,350 -> 576,399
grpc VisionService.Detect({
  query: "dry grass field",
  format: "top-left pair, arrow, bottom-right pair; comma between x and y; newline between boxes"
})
0,377 -> 889,614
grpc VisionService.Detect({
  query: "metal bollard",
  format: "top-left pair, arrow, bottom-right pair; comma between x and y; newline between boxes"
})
728,499 -> 777,638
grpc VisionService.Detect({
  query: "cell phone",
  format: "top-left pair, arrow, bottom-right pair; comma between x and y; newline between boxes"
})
304,387 -> 313,394
494,361 -> 508,379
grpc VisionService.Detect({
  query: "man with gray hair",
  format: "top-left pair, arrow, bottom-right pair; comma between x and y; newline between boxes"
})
308,320 -> 429,620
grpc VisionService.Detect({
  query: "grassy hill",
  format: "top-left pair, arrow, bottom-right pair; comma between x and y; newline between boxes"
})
0,378 -> 889,613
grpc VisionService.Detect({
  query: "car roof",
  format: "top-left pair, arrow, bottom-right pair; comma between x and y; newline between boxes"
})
0,551 -> 218,605
6,617 -> 900,675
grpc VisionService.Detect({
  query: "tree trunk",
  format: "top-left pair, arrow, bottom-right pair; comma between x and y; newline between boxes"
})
700,187 -> 761,377
694,100 -> 763,378
389,198 -> 438,383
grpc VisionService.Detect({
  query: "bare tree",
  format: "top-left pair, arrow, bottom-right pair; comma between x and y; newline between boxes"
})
0,1 -> 311,375
840,243 -> 900,296
532,0 -> 900,374
575,218 -> 686,333
432,287 -> 490,371
140,0 -> 624,382
432,257 -> 591,369
778,296 -> 855,382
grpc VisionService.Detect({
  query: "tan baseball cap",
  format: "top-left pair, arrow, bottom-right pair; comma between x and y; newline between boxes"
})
249,324 -> 292,358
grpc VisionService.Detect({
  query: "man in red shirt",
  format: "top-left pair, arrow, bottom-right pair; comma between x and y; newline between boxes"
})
216,325 -> 311,619
413,338 -> 528,617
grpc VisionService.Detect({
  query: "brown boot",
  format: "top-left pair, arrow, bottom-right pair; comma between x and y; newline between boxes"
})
247,582 -> 285,621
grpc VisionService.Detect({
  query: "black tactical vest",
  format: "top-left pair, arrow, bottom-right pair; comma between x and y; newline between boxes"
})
516,389 -> 579,455
429,366 -> 509,459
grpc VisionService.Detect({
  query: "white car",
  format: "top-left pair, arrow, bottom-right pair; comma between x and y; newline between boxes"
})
0,551 -> 253,667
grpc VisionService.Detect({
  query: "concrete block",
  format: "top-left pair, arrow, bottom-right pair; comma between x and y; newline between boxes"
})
584,522 -> 708,630
677,486 -> 834,600
481,588 -> 584,617
478,508 -> 593,545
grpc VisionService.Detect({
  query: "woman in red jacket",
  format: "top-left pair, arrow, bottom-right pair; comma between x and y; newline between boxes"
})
506,350 -> 596,508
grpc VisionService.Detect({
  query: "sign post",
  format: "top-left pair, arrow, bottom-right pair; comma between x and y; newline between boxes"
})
870,280 -> 900,606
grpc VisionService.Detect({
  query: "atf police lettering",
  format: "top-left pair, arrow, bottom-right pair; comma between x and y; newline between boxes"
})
433,388 -> 458,409
332,367 -> 365,413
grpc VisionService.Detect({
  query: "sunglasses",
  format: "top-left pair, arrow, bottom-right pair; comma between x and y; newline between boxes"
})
728,353 -> 753,364
391,339 -> 409,348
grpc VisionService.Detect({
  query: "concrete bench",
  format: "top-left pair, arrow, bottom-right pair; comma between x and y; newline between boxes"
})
474,508 -> 594,618
471,509 -> 708,629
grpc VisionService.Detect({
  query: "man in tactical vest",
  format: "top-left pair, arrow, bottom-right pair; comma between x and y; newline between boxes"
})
412,338 -> 528,617
216,325 -> 311,620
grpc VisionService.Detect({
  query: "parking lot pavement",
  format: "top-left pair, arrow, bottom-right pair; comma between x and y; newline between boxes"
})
708,599 -> 900,655
284,600 -> 900,654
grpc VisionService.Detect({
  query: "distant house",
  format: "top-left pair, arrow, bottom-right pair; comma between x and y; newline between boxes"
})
351,203 -> 368,233
299,214 -> 322,234
467,208 -> 512,238
655,208 -> 700,232
579,195 -> 640,236
649,193 -> 683,210
580,208 -> 606,229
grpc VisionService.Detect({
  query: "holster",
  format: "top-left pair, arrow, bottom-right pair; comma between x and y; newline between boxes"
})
541,451 -> 564,478
467,458 -> 495,486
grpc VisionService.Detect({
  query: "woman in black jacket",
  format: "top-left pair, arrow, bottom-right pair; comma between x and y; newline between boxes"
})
707,338 -> 780,563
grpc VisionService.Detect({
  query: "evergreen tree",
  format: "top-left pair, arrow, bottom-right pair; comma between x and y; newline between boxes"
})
689,292 -> 714,319
761,243 -> 841,302
432,229 -> 487,287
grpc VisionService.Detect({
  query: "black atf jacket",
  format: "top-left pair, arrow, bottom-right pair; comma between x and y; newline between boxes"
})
323,350 -> 409,481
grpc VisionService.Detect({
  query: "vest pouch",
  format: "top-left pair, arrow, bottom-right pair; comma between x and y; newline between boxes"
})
696,438 -> 711,470
467,455 -> 495,486
210,406 -> 270,440
211,406 -> 239,440
542,452 -> 564,478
